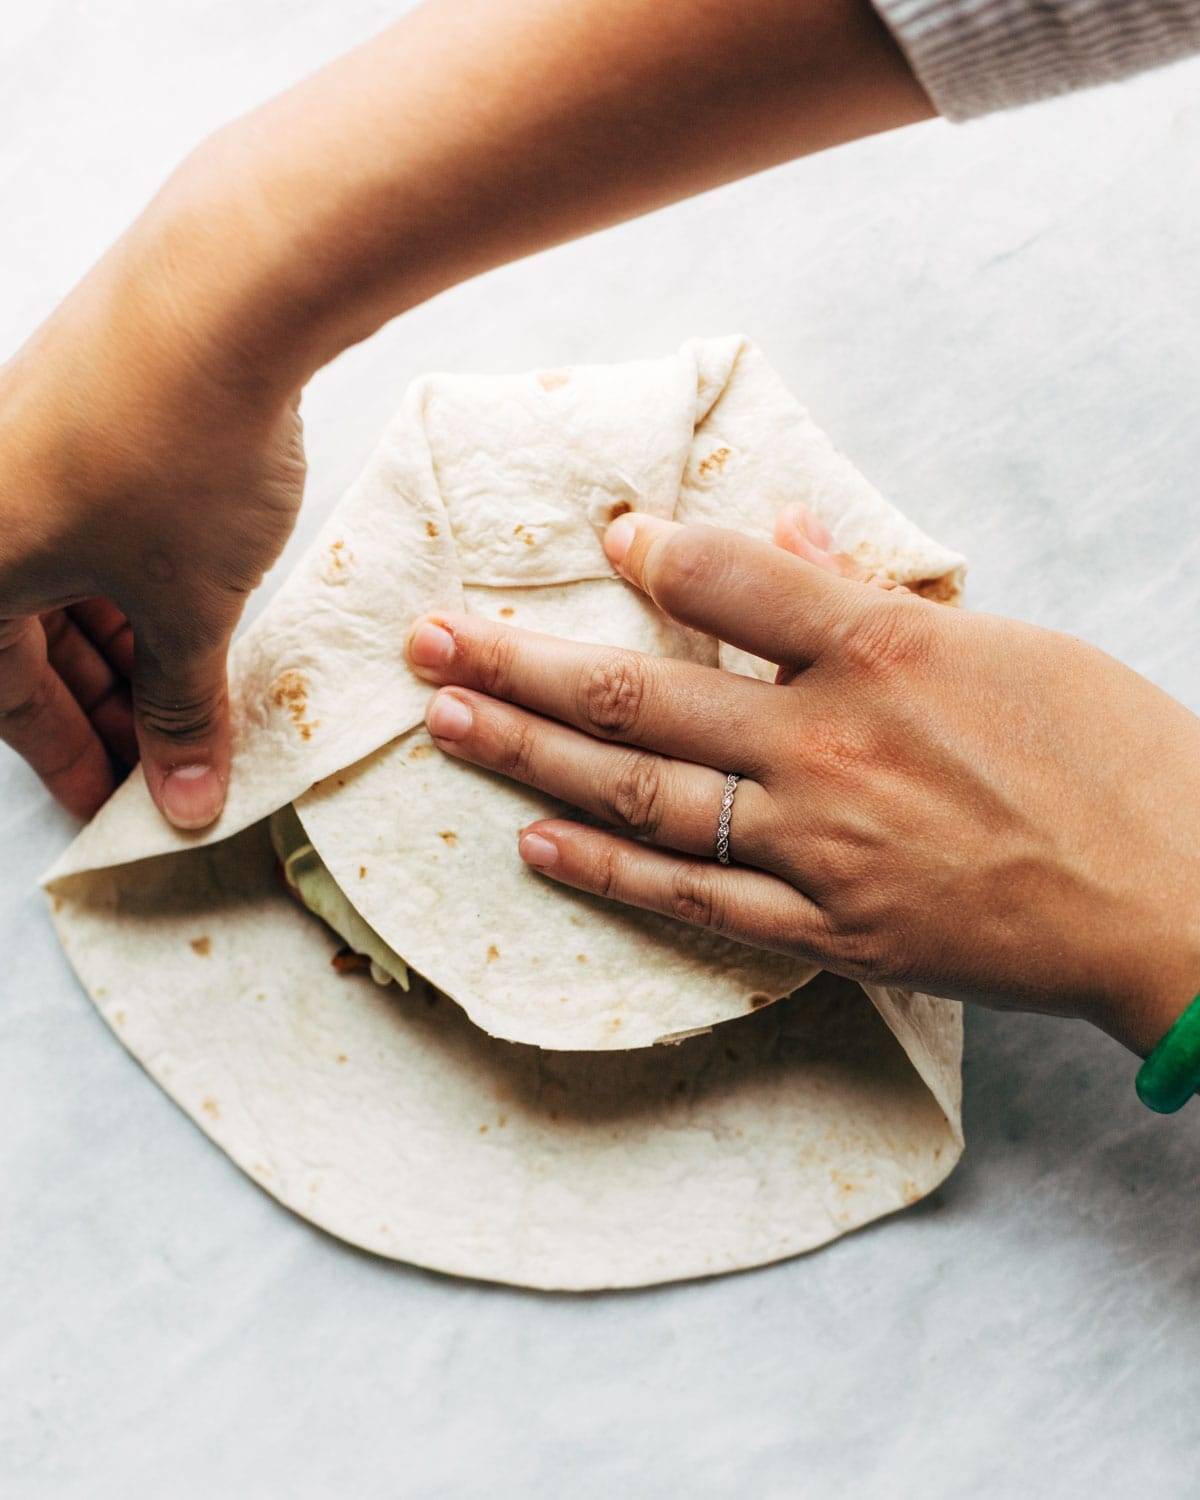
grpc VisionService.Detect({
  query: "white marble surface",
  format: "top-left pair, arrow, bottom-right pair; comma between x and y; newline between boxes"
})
4,6 -> 1200,1496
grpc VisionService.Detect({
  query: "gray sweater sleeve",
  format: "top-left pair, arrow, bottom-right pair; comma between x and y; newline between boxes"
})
873,0 -> 1200,120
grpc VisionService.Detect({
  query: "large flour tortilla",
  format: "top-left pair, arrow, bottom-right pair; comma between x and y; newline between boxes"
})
44,338 -> 965,1289
47,337 -> 964,1051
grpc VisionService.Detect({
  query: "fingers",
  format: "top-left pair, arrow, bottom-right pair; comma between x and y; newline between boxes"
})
425,685 -> 774,859
603,512 -> 865,669
408,614 -> 778,775
42,609 -> 137,768
516,818 -> 828,959
0,616 -> 116,819
130,618 -> 232,829
68,598 -> 135,679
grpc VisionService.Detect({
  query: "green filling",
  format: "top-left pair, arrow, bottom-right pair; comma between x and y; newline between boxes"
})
268,805 -> 410,990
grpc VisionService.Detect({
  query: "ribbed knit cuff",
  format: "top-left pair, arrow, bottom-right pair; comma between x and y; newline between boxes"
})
873,0 -> 1200,120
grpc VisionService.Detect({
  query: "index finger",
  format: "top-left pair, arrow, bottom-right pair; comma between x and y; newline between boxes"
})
604,514 -> 865,669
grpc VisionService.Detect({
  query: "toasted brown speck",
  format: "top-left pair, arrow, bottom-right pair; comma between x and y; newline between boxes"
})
425,520 -> 440,538
336,1053 -> 348,1065
359,866 -> 367,879
499,607 -> 515,619
201,1097 -> 219,1119
409,744 -> 434,760
523,533 -> 535,547
190,936 -> 212,957
269,669 -> 320,741
438,830 -> 459,847
537,370 -> 570,392
486,944 -> 500,962
113,1009 -> 126,1027
748,992 -> 772,1010
698,446 -> 732,478
911,574 -> 959,604
478,1124 -> 489,1134
576,953 -> 587,964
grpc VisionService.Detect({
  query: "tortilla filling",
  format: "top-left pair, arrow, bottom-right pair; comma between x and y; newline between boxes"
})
269,805 -> 409,989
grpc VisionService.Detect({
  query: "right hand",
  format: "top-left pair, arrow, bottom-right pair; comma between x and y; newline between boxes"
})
0,193 -> 306,827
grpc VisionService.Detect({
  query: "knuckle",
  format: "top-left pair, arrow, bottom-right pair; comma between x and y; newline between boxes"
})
137,686 -> 224,744
494,712 -> 539,782
668,863 -> 724,931
578,652 -> 649,739
0,667 -> 51,729
475,628 -> 520,700
592,840 -> 622,901
599,751 -> 667,837
839,595 -> 931,676
648,526 -> 715,608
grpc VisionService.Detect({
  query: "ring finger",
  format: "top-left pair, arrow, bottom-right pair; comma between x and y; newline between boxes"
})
426,686 -> 775,861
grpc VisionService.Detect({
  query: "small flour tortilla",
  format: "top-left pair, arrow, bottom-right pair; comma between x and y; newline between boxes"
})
43,338 -> 965,1288
47,825 -> 961,1290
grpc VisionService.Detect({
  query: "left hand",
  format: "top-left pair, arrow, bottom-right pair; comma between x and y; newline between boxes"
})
406,508 -> 1200,1056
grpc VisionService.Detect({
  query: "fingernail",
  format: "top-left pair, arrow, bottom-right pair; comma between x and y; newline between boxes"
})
161,764 -> 223,829
519,831 -> 558,868
408,621 -> 456,672
604,514 -> 637,568
426,691 -> 472,740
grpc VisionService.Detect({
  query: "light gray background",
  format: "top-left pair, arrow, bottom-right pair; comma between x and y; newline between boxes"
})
4,5 -> 1200,1496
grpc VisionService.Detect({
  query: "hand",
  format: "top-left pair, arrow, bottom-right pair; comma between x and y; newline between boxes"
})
0,210 -> 306,826
407,509 -> 1200,1056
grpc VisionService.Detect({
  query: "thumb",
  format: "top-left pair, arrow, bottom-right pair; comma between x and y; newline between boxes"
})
131,614 -> 232,830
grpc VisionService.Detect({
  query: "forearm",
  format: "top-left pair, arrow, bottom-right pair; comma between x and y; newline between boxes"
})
141,0 -> 930,395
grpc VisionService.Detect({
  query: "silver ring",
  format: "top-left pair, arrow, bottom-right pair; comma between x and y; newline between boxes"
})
715,773 -> 740,865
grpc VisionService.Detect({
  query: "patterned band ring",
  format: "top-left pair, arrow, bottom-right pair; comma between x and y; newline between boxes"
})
715,773 -> 740,865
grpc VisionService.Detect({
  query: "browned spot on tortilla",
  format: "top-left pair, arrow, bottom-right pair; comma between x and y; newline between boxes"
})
96,987 -> 108,999
576,953 -> 587,964
201,1097 -> 219,1119
486,944 -> 500,962
255,994 -> 266,1003
425,520 -> 440,538
523,533 -> 536,547
438,830 -> 459,846
748,991 -> 773,1010
478,1124 -> 489,1134
336,778 -> 345,788
190,936 -> 211,957
537,370 -> 570,392
113,1009 -> 126,1027
610,1017 -> 622,1030
499,607 -> 515,618
358,866 -> 367,879
497,1114 -> 508,1128
911,573 -> 959,604
409,744 -> 434,760
901,1178 -> 921,1205
697,446 -> 732,478
513,524 -> 524,535
608,500 -> 632,522
336,1053 -> 348,1065
269,668 -> 320,741
252,1162 -> 271,1178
